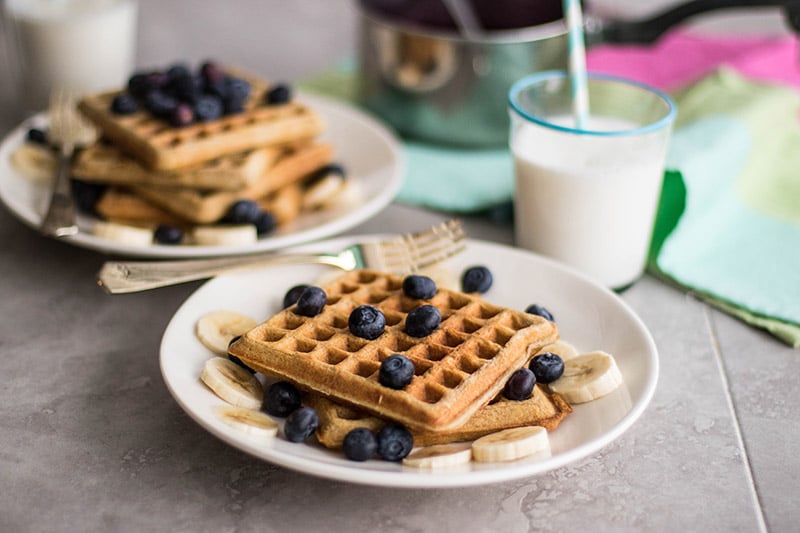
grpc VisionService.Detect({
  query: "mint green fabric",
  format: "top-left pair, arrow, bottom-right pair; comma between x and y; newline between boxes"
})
302,66 -> 800,347
650,68 -> 800,347
300,66 -> 514,212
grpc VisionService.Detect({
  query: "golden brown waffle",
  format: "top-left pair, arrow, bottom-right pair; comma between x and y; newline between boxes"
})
307,385 -> 572,449
228,270 -> 559,432
72,142 -> 283,190
78,73 -> 324,170
95,187 -> 186,227
131,142 -> 333,224
258,182 -> 303,226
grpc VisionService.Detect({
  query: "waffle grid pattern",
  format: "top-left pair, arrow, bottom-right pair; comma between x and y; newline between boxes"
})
231,270 -> 558,431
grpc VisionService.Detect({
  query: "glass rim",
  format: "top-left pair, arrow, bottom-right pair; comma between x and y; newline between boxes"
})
508,70 -> 677,137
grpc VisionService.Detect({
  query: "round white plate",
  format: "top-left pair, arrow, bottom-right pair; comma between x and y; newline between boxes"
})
159,236 -> 659,488
0,93 -> 404,258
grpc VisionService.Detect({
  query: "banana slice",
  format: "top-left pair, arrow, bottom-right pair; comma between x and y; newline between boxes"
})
416,264 -> 460,292
200,357 -> 263,410
213,405 -> 278,437
536,339 -> 580,360
10,143 -> 57,184
547,350 -> 623,404
192,224 -> 257,246
195,309 -> 258,355
303,170 -> 346,210
402,443 -> 472,469
471,426 -> 550,463
92,221 -> 154,246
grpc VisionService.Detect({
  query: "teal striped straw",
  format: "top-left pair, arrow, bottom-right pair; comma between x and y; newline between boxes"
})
562,0 -> 589,128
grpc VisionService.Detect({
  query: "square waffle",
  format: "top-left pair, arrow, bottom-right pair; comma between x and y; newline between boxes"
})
131,142 -> 333,224
306,385 -> 572,449
95,187 -> 186,227
72,142 -> 284,190
228,270 -> 559,432
78,72 -> 324,170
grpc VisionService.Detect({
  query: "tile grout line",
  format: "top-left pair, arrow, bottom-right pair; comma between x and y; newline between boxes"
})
703,305 -> 769,533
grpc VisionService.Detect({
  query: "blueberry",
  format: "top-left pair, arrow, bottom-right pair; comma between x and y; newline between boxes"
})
170,74 -> 204,103
223,200 -> 261,224
146,71 -> 169,91
461,265 -> 493,293
153,224 -> 183,245
525,304 -> 554,322
348,305 -> 386,340
166,63 -> 191,83
110,93 -> 138,115
169,103 -> 194,127
145,90 -> 178,118
222,95 -> 245,115
342,428 -> 377,462
254,211 -> 276,236
405,304 -> 441,337
70,179 -> 106,215
265,83 -> 291,105
26,128 -> 48,145
294,286 -> 327,317
283,406 -> 318,442
127,72 -> 150,97
309,163 -> 346,182
283,284 -> 310,308
379,354 -> 415,389
193,94 -> 223,122
503,368 -> 536,401
204,78 -> 230,100
226,77 -> 251,101
402,275 -> 436,299
376,425 -> 413,461
529,352 -> 564,384
264,381 -> 302,417
200,61 -> 226,84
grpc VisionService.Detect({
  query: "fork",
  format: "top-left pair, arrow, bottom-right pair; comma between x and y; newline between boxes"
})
39,88 -> 97,237
97,219 -> 466,294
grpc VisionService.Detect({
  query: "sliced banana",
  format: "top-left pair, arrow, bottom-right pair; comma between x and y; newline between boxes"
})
10,143 -> 57,184
415,264 -> 459,292
547,350 -> 623,404
92,221 -> 154,246
213,405 -> 278,437
303,171 -> 346,210
195,309 -> 258,355
402,443 -> 472,469
200,357 -> 263,410
536,339 -> 580,360
471,426 -> 550,463
192,224 -> 257,246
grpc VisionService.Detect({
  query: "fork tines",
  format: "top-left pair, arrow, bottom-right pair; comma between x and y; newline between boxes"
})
380,218 -> 466,273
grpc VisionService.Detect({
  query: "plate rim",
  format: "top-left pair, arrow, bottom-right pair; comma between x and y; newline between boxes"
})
158,235 -> 659,489
0,91 -> 405,258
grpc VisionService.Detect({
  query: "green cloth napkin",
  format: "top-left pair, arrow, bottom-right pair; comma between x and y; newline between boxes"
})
302,66 -> 800,347
650,68 -> 800,347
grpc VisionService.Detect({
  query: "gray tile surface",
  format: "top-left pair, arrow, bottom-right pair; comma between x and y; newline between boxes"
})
1,1 -> 797,531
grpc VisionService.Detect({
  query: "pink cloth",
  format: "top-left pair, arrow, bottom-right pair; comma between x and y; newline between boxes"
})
586,30 -> 800,91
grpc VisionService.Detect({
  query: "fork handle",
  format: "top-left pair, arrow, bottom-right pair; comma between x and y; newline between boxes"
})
40,150 -> 78,238
97,252 -> 351,294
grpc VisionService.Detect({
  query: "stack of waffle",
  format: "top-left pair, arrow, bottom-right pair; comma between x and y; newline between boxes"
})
73,68 -> 334,233
228,270 -> 572,448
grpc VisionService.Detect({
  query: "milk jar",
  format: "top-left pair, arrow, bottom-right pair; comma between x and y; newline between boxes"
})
4,0 -> 138,112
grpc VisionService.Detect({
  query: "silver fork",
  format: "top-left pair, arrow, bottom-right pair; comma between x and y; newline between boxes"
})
40,88 -> 96,237
97,219 -> 466,294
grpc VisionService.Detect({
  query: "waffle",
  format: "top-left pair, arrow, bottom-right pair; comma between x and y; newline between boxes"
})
77,73 -> 324,170
306,385 -> 572,448
228,270 -> 559,432
95,187 -> 186,227
72,142 -> 283,190
131,142 -> 333,224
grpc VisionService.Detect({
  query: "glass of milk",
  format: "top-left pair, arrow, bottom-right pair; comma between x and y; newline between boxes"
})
3,0 -> 138,114
508,71 -> 676,290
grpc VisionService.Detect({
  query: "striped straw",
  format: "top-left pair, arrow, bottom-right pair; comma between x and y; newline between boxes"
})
562,0 -> 589,129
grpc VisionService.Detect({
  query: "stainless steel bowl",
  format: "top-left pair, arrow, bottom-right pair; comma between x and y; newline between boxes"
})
356,2 -> 569,148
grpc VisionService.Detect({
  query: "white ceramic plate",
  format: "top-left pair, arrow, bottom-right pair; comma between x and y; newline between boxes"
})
0,93 -> 404,257
159,236 -> 659,488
